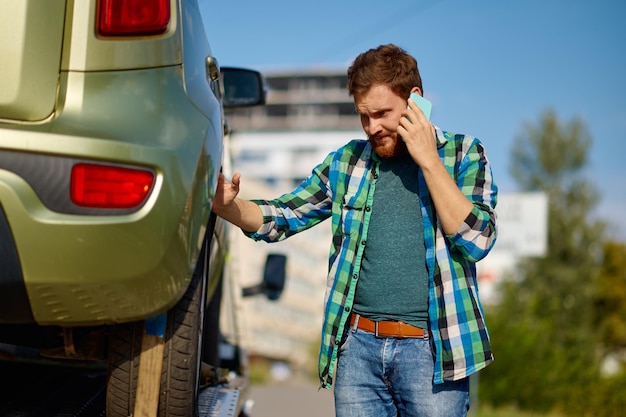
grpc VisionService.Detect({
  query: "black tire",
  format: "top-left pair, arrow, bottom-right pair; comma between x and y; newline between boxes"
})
106,319 -> 142,416
158,253 -> 207,417
106,235 -> 212,417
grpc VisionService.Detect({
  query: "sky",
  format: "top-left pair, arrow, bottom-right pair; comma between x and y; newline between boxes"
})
199,0 -> 626,241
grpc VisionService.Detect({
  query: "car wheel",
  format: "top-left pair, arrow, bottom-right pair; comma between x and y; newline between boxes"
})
106,236 -> 211,417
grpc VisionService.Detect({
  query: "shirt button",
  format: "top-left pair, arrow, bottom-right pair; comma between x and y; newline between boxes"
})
352,274 -> 358,280
365,206 -> 371,211
361,240 -> 366,245
344,306 -> 351,312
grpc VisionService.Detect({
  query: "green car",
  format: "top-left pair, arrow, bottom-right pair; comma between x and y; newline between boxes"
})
0,0 -> 271,415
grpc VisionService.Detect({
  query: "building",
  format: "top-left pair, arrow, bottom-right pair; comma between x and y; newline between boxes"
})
224,70 -> 363,375
226,70 -> 359,133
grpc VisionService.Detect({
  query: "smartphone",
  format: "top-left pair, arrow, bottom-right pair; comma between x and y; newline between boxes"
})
409,92 -> 432,121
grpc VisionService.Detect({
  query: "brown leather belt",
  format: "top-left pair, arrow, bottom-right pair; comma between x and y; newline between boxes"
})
349,314 -> 428,339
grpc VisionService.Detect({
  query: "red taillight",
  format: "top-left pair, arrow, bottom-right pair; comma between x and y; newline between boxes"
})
70,164 -> 155,209
97,0 -> 170,36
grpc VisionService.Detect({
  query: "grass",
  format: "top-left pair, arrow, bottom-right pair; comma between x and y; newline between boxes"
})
475,405 -> 565,417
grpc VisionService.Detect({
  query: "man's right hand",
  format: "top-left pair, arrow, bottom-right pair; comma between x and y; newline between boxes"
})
212,172 -> 241,213
211,172 -> 264,233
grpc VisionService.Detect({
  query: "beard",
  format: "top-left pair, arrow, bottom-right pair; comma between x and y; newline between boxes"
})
367,132 -> 409,159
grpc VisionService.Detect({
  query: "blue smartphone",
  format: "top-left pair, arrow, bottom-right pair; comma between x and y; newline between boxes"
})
409,92 -> 432,121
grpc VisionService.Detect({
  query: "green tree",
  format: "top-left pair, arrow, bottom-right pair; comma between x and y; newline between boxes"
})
594,241 -> 626,362
588,240 -> 626,416
480,110 -> 607,415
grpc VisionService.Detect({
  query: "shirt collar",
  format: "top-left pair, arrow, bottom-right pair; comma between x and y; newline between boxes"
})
434,125 -> 447,149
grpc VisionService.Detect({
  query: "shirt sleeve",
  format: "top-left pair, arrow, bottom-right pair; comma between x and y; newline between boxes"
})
244,152 -> 335,243
447,137 -> 498,262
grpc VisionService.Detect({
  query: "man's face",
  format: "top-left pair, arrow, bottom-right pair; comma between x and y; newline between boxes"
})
355,84 -> 407,158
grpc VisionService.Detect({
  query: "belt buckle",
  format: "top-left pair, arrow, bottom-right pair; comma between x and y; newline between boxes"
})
374,321 -> 399,338
374,320 -> 409,339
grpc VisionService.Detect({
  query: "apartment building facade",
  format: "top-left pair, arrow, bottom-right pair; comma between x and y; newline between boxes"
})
224,70 -> 363,374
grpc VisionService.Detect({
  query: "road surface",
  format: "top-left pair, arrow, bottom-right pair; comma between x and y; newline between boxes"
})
249,379 -> 335,417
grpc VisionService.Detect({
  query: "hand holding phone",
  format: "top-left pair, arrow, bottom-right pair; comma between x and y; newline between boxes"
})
408,92 -> 432,121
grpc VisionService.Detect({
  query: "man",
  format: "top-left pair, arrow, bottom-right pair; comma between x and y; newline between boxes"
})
212,44 -> 498,417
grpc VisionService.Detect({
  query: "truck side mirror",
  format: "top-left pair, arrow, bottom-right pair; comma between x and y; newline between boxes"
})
221,67 -> 266,108
242,253 -> 286,301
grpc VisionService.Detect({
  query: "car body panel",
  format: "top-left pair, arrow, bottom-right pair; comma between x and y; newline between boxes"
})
61,0 -> 181,72
0,0 -> 228,326
0,0 -> 66,121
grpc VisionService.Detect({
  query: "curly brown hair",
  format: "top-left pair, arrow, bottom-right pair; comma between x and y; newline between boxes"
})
347,44 -> 423,100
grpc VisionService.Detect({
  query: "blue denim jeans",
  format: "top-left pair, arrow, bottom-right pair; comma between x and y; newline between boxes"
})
334,328 -> 470,417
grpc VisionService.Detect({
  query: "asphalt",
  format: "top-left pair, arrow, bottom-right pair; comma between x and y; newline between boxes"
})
249,379 -> 335,417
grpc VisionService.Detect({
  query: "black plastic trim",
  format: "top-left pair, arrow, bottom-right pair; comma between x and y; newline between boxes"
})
0,205 -> 35,323
0,150 -> 154,215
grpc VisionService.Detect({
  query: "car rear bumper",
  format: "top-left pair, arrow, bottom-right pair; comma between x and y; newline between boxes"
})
0,67 -> 223,326
0,146 -> 200,326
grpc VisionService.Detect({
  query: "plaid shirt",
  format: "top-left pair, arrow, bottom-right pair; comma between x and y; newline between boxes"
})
246,127 -> 498,389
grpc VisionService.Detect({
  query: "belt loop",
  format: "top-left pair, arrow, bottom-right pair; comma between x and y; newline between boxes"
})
374,321 -> 379,337
351,314 -> 360,332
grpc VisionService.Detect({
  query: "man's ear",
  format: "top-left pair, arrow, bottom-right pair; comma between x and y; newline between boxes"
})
410,86 -> 423,96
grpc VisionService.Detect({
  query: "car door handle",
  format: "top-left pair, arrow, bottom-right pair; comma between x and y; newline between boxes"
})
205,56 -> 220,81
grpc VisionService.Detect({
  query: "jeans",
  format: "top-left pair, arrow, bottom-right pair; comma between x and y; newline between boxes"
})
334,328 -> 470,417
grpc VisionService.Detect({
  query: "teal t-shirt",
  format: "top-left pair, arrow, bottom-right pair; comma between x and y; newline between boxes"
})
352,154 -> 429,329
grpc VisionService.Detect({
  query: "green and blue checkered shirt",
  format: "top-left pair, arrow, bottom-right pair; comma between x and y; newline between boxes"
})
246,127 -> 498,389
